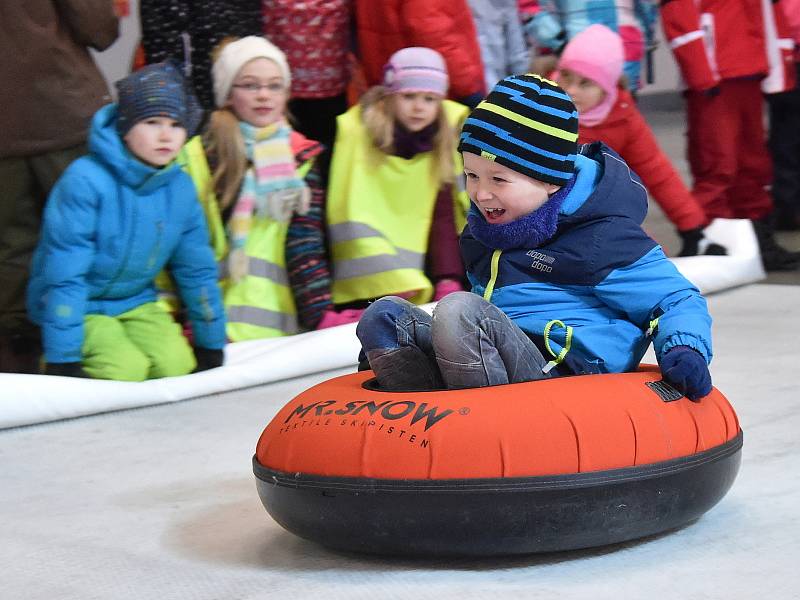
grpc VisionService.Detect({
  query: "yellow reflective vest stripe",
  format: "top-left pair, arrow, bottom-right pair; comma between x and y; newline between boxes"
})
326,100 -> 471,305
166,136 -> 306,341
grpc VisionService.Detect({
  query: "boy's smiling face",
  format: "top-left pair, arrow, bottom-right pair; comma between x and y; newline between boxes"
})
463,152 -> 561,224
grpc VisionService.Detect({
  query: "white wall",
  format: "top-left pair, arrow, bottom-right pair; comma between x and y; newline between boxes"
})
641,35 -> 684,95
90,0 -> 140,96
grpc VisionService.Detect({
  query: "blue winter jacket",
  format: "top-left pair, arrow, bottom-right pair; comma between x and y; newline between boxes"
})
27,104 -> 226,364
461,142 -> 712,375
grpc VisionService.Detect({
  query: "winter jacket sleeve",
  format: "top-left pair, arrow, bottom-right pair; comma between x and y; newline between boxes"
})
615,107 -> 708,232
525,0 -> 566,52
55,0 -> 119,50
286,157 -> 334,330
37,170 -> 100,363
593,245 -> 713,364
426,185 -> 466,282
168,181 -> 227,350
400,0 -> 487,99
659,0 -> 719,91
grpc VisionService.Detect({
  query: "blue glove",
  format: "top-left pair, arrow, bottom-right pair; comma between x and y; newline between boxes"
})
659,346 -> 712,401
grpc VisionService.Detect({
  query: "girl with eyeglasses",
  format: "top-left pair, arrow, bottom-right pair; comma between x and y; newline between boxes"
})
170,36 -> 345,341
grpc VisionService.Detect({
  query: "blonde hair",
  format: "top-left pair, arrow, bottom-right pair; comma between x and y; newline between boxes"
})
204,108 -> 247,210
360,86 -> 456,186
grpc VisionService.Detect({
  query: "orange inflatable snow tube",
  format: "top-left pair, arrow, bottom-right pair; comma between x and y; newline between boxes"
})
254,366 -> 742,556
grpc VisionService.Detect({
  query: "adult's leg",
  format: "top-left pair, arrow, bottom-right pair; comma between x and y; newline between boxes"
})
685,83 -> 739,219
0,144 -> 85,372
766,73 -> 800,230
356,296 -> 443,391
431,292 -> 554,389
0,158 -> 38,350
728,79 -> 773,220
120,302 -> 196,378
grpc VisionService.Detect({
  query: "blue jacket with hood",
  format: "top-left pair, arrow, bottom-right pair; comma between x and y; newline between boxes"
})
27,104 -> 226,364
460,142 -> 712,375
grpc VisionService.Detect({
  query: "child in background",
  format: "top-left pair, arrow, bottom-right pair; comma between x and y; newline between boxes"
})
525,0 -> 658,92
27,62 -> 226,380
555,24 -> 724,256
357,74 -> 713,403
660,0 -> 799,271
327,47 -> 471,311
177,36 -> 339,338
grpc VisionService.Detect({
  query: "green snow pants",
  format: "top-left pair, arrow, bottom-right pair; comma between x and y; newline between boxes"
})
82,302 -> 196,381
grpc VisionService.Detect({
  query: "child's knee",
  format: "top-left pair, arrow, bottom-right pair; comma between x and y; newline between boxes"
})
85,347 -> 151,381
433,292 -> 484,327
148,340 -> 196,378
356,296 -> 412,351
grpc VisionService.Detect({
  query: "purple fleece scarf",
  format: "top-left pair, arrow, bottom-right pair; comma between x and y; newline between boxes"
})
467,175 -> 577,250
392,121 -> 438,159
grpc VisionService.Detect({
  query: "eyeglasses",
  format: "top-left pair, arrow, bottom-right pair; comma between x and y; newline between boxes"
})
231,82 -> 286,94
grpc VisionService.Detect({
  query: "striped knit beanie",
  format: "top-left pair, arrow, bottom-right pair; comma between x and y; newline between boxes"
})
116,61 -> 203,137
458,74 -> 579,185
382,47 -> 449,97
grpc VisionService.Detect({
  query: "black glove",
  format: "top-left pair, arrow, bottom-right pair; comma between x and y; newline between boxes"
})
43,362 -> 87,378
677,227 -> 727,257
193,347 -> 224,372
659,346 -> 712,401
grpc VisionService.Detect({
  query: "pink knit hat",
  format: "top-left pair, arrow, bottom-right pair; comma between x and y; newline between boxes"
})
558,25 -> 624,125
382,47 -> 449,96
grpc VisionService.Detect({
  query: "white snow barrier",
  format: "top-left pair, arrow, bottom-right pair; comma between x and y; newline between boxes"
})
669,218 -> 765,294
0,219 -> 763,429
0,323 -> 362,429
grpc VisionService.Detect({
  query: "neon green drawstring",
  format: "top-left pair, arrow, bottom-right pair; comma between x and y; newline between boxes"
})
542,319 -> 573,374
646,317 -> 659,337
482,249 -> 502,302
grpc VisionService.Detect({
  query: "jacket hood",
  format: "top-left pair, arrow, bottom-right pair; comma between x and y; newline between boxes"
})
559,141 -> 649,227
88,103 -> 185,193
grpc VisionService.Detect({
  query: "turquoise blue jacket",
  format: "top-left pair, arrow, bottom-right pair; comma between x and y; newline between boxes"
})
461,143 -> 712,375
27,104 -> 226,363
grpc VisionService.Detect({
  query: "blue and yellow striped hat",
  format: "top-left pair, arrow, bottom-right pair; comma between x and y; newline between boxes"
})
458,74 -> 579,186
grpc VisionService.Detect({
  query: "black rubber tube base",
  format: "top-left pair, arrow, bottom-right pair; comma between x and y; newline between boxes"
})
254,432 -> 742,557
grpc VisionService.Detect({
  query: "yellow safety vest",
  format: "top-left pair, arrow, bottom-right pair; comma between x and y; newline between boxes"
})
166,136 -> 308,341
326,100 -> 470,305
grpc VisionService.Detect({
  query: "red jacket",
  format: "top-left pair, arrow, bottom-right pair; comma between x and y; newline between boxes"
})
578,90 -> 708,232
660,0 -> 794,92
262,0 -> 352,99
354,0 -> 486,100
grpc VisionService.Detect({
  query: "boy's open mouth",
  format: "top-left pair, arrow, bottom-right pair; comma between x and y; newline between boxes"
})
484,207 -> 506,222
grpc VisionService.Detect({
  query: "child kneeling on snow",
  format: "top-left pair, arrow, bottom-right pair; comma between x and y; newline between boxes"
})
356,74 -> 714,401
27,62 -> 226,380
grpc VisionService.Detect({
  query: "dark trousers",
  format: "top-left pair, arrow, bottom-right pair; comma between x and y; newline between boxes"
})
0,144 -> 84,344
767,64 -> 800,225
686,79 -> 774,220
288,94 -> 348,152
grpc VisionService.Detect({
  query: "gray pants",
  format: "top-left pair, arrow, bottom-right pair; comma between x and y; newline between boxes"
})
356,292 -> 556,391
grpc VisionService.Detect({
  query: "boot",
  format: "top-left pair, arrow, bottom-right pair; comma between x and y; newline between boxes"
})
677,227 -> 728,257
752,218 -> 800,271
0,333 -> 42,374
